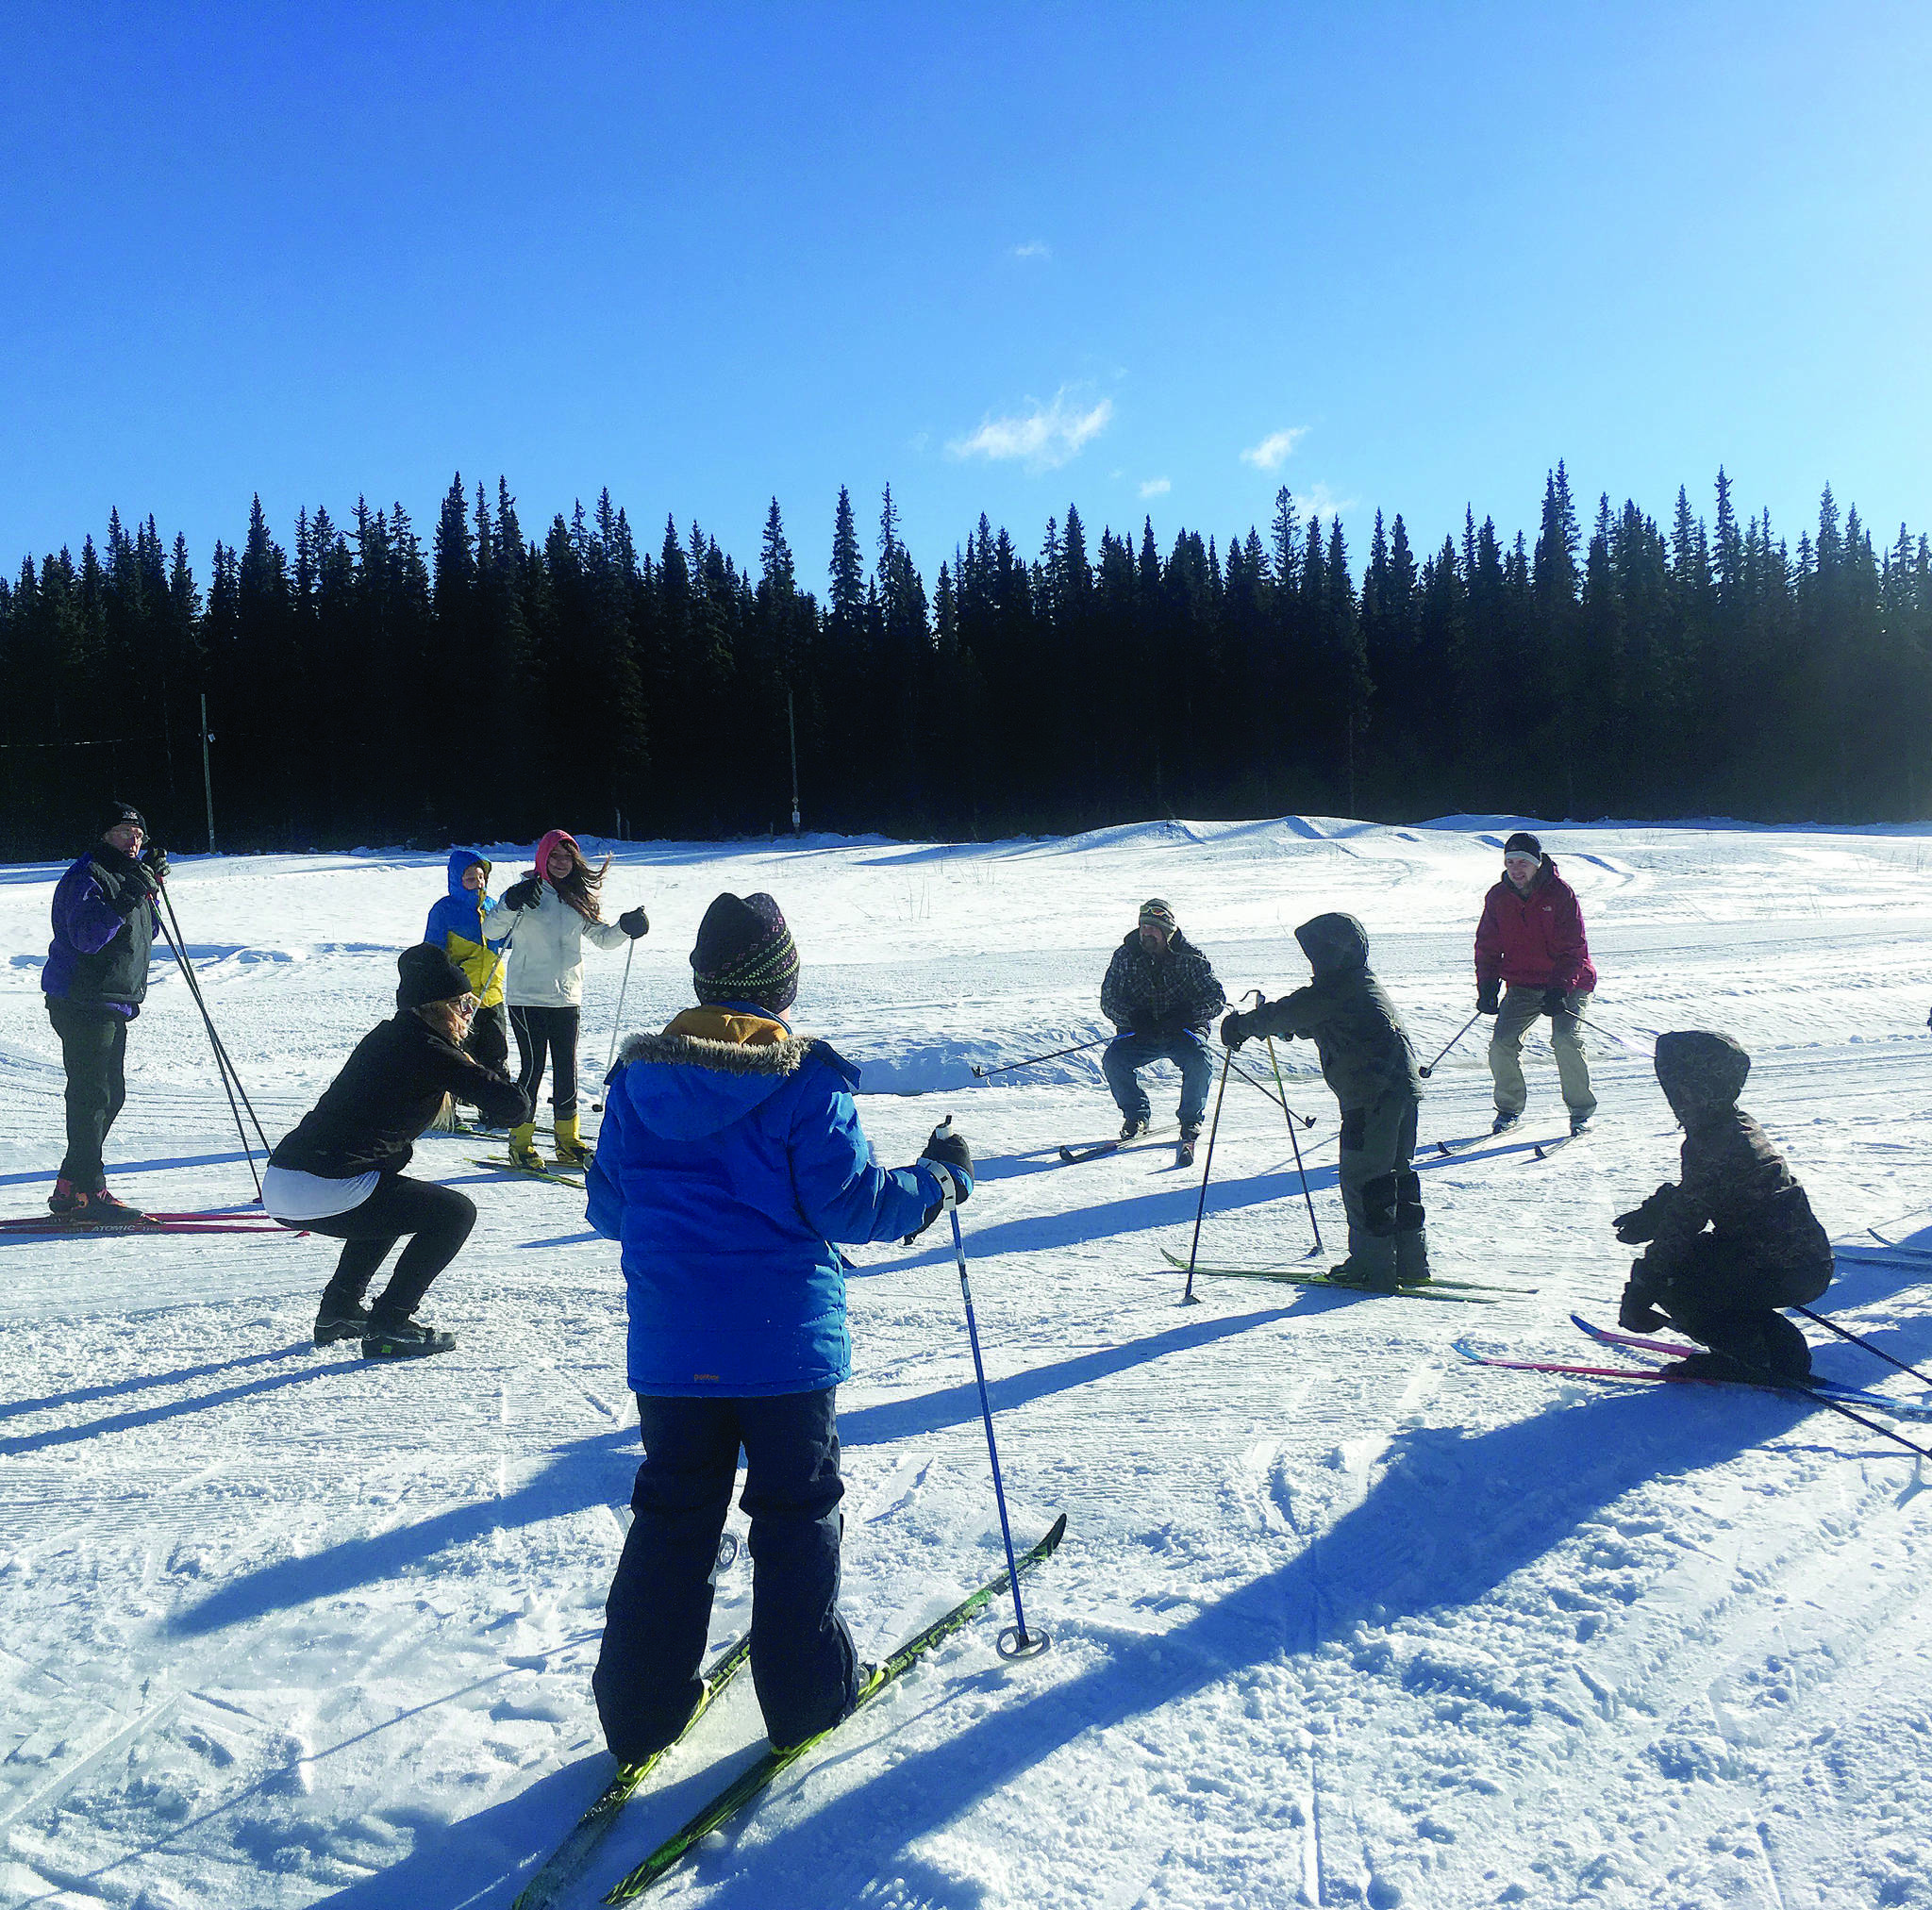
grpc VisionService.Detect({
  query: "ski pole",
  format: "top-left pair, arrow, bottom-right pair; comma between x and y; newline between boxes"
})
1568,1011 -> 1653,1060
152,909 -> 265,1203
933,1125 -> 1046,1660
1180,1048 -> 1234,1306
592,938 -> 636,1114
155,883 -> 274,1152
1224,1052 -> 1318,1125
1257,1022 -> 1323,1254
1419,1012 -> 1482,1079
971,1036 -> 1108,1080
1714,1343 -> 1932,1464
1794,1305 -> 1932,1389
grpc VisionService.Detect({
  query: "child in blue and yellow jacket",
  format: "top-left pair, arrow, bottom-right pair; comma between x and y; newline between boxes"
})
423,850 -> 509,1072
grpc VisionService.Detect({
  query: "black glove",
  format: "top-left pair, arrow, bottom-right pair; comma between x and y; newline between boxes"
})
1221,1009 -> 1249,1052
110,868 -> 158,917
905,1119 -> 974,1239
618,906 -> 649,938
142,843 -> 169,887
1618,1277 -> 1668,1334
919,1119 -> 974,1206
1541,987 -> 1568,1018
504,877 -> 542,911
1476,978 -> 1501,1016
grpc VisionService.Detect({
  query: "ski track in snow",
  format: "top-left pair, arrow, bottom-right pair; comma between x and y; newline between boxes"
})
3,818 -> 1932,1908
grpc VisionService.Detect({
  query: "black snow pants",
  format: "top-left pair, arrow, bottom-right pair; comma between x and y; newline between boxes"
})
301,1175 -> 476,1327
47,997 -> 130,1193
1639,1234 -> 1817,1381
594,1387 -> 858,1762
509,1005 -> 580,1119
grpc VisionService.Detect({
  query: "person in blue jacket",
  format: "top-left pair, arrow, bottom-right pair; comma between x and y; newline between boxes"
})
586,890 -> 974,1761
423,850 -> 510,1074
42,801 -> 166,1221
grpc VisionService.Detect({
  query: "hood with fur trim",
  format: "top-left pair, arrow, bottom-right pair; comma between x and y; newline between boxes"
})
612,1005 -> 849,1141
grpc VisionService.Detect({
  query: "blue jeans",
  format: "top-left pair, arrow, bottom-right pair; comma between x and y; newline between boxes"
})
593,1387 -> 857,1760
1104,1031 -> 1211,1131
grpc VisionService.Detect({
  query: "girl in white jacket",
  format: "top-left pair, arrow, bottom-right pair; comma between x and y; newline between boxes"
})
483,829 -> 648,1168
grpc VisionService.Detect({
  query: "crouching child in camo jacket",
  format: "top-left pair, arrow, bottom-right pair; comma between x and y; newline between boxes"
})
1615,1030 -> 1831,1382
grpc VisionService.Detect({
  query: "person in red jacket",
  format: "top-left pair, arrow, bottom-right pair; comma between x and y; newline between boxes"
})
1474,831 -> 1598,1137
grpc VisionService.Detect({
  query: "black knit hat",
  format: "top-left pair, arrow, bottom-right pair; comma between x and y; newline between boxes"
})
1503,831 -> 1542,859
100,801 -> 148,839
691,891 -> 800,1014
396,943 -> 474,1009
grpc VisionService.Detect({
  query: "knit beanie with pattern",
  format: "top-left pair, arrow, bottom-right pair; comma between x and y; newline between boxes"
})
691,891 -> 800,1014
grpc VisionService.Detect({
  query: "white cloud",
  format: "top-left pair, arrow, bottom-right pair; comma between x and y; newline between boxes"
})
1011,240 -> 1051,260
1240,426 -> 1309,472
1301,481 -> 1358,521
1139,477 -> 1171,498
948,389 -> 1114,473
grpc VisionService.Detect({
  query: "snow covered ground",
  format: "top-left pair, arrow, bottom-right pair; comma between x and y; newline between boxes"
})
4,816 -> 1932,1910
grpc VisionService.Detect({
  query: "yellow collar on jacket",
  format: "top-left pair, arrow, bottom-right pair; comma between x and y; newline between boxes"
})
662,1005 -> 793,1048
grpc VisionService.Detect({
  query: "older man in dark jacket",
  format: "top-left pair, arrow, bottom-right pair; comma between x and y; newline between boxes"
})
1616,1031 -> 1830,1382
1099,899 -> 1226,1157
41,801 -> 166,1221
1223,913 -> 1426,1291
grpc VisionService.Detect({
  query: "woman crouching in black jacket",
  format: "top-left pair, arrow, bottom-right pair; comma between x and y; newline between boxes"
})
265,946 -> 530,1358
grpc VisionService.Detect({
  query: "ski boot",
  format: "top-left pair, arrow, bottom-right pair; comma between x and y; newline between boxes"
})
362,1317 -> 458,1360
1395,1228 -> 1431,1287
507,1120 -> 544,1172
1323,1258 -> 1400,1294
69,1188 -> 151,1226
1175,1125 -> 1201,1168
1569,1111 -> 1592,1138
47,1176 -> 86,1218
552,1112 -> 593,1171
314,1296 -> 372,1347
1119,1115 -> 1152,1143
1491,1109 -> 1522,1136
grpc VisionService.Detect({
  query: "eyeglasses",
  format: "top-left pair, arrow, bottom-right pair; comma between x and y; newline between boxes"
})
451,994 -> 479,1020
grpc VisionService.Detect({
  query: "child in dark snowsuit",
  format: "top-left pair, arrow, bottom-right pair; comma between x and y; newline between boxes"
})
1615,1030 -> 1831,1382
1221,912 -> 1426,1291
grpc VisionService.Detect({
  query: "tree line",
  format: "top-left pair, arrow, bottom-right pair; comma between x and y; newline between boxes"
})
3,467 -> 1928,861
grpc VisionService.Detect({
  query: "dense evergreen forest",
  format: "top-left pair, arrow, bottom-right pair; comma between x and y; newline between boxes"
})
3,468 -> 1928,861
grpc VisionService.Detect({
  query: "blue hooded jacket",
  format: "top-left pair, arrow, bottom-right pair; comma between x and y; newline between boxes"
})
587,1005 -> 941,1397
424,850 -> 507,1006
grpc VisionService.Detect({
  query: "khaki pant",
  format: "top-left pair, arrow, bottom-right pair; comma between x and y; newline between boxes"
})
1490,985 -> 1595,1119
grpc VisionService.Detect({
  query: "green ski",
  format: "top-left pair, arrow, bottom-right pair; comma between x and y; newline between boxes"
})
511,1636 -> 752,1910
604,1514 -> 1068,1901
468,1155 -> 585,1190
1159,1249 -> 1519,1303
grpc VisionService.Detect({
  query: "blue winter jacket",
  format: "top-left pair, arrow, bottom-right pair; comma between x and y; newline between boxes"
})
424,850 -> 508,1007
43,851 -> 155,1015
587,1004 -> 941,1397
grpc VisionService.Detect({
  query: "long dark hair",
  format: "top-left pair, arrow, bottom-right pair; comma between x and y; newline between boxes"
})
525,839 -> 609,922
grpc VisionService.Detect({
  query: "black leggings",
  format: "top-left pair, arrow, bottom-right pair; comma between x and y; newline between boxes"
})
510,1005 -> 580,1119
303,1175 -> 476,1325
48,998 -> 129,1192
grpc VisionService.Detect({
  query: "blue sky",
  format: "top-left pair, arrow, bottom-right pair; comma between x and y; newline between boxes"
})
4,3 -> 1927,590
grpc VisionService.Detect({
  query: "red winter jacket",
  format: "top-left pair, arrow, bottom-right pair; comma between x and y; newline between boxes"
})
1474,857 -> 1598,993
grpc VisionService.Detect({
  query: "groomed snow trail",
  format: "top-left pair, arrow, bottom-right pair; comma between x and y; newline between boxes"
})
3,819 -> 1931,1909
